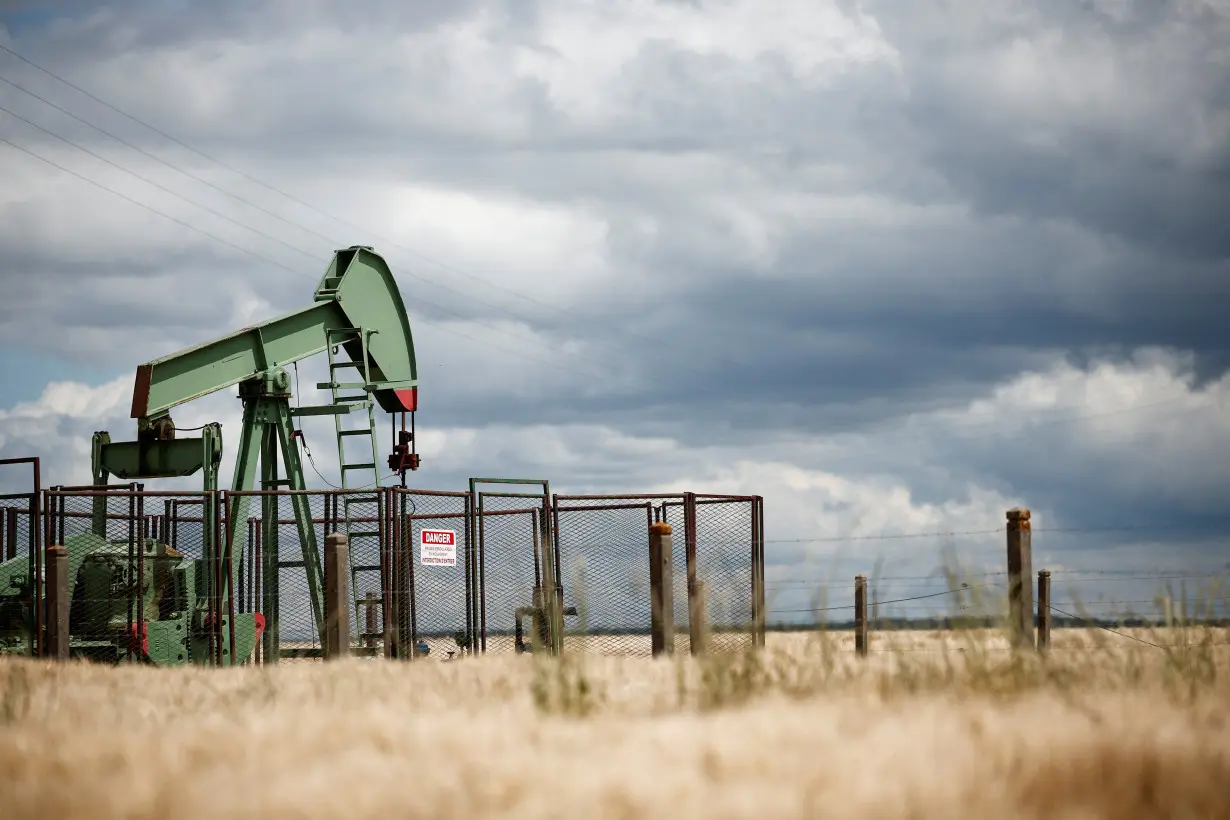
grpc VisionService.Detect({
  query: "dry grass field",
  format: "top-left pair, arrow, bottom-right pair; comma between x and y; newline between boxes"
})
2,625 -> 1229,819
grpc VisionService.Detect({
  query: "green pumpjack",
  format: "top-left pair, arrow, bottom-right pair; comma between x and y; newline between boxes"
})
0,245 -> 420,665
0,532 -> 263,664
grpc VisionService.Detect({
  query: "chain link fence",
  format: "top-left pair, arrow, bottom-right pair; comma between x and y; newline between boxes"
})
473,490 -> 550,654
42,487 -> 219,664
3,477 -> 765,664
553,498 -> 656,656
387,488 -> 472,661
0,492 -> 41,655
659,494 -> 763,654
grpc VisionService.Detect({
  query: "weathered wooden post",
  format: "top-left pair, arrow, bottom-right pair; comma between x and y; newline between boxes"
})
649,520 -> 675,656
45,544 -> 69,660
1006,508 -> 1034,650
854,574 -> 868,657
690,578 -> 709,655
1037,570 -> 1051,654
324,532 -> 350,660
364,590 -> 378,651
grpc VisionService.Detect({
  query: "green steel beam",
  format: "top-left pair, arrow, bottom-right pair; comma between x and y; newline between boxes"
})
131,301 -> 346,420
131,246 -> 419,422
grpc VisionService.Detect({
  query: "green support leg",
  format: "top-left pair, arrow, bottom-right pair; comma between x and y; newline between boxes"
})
91,431 -> 111,538
272,399 -> 326,647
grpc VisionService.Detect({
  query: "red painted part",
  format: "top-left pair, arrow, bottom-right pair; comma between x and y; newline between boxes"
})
127,623 -> 149,656
392,387 -> 418,412
253,613 -> 266,638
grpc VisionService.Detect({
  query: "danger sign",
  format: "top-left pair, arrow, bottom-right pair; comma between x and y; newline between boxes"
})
420,529 -> 457,566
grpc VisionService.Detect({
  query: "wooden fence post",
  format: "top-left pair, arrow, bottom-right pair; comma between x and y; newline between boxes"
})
854,574 -> 868,657
364,590 -> 378,651
45,544 -> 69,660
649,520 -> 675,657
690,579 -> 709,655
1037,570 -> 1051,654
1006,508 -> 1034,650
324,532 -> 350,660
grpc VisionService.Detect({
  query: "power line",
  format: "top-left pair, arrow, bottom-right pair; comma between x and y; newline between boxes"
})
0,100 -> 322,262
0,134 -> 640,389
2,42 -> 1222,449
0,45 -> 729,384
769,583 -> 984,614
0,135 -> 302,274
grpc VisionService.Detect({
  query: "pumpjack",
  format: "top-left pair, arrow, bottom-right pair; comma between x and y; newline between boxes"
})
0,246 -> 420,664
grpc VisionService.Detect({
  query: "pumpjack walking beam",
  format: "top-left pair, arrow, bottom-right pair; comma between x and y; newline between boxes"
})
91,245 -> 421,661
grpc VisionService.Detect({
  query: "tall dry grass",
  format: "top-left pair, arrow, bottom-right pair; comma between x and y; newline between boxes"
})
1,621 -> 1228,819
2,561 -> 1229,818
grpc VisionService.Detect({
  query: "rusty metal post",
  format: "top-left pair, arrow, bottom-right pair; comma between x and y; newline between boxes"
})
3,508 -> 13,560
1006,508 -> 1034,650
44,544 -> 69,660
854,575 -> 868,657
1037,570 -> 1051,654
365,590 -> 378,651
649,520 -> 675,656
324,532 -> 350,660
684,492 -> 701,655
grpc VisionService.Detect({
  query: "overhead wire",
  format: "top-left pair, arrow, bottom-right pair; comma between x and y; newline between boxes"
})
0,48 -> 734,386
0,127 -> 626,388
7,41 -> 1214,436
1,40 -> 1223,480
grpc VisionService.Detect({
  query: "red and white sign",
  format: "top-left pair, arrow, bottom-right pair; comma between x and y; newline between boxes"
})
420,529 -> 457,566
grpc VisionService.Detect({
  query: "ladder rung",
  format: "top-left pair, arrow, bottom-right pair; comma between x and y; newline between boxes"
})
326,326 -> 361,338
332,395 -> 372,404
330,360 -> 366,370
342,495 -> 381,505
338,429 -> 373,437
342,463 -> 377,471
351,564 -> 382,572
290,404 -> 351,417
347,530 -> 381,538
278,561 -> 306,568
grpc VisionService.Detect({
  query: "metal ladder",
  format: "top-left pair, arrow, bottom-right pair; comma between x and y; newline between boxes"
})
323,326 -> 386,653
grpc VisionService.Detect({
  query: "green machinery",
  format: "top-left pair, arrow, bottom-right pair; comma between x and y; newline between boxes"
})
0,246 -> 420,664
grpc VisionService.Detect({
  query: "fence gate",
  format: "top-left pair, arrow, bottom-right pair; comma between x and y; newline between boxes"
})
386,488 -> 472,660
469,478 -> 561,654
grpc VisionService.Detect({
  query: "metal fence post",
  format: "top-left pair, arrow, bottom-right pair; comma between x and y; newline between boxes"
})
649,520 -> 675,656
1006,508 -> 1034,650
854,574 -> 868,657
324,532 -> 350,660
44,544 -> 69,660
684,492 -> 701,655
1037,569 -> 1051,654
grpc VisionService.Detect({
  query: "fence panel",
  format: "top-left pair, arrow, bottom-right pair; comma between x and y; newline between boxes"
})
388,488 -> 472,660
693,496 -> 758,653
0,499 -> 41,655
553,499 -> 655,656
475,492 -> 547,654
226,489 -> 385,662
44,488 -> 219,664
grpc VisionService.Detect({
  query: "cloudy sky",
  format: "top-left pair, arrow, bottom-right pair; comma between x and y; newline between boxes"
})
1,0 -> 1228,627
